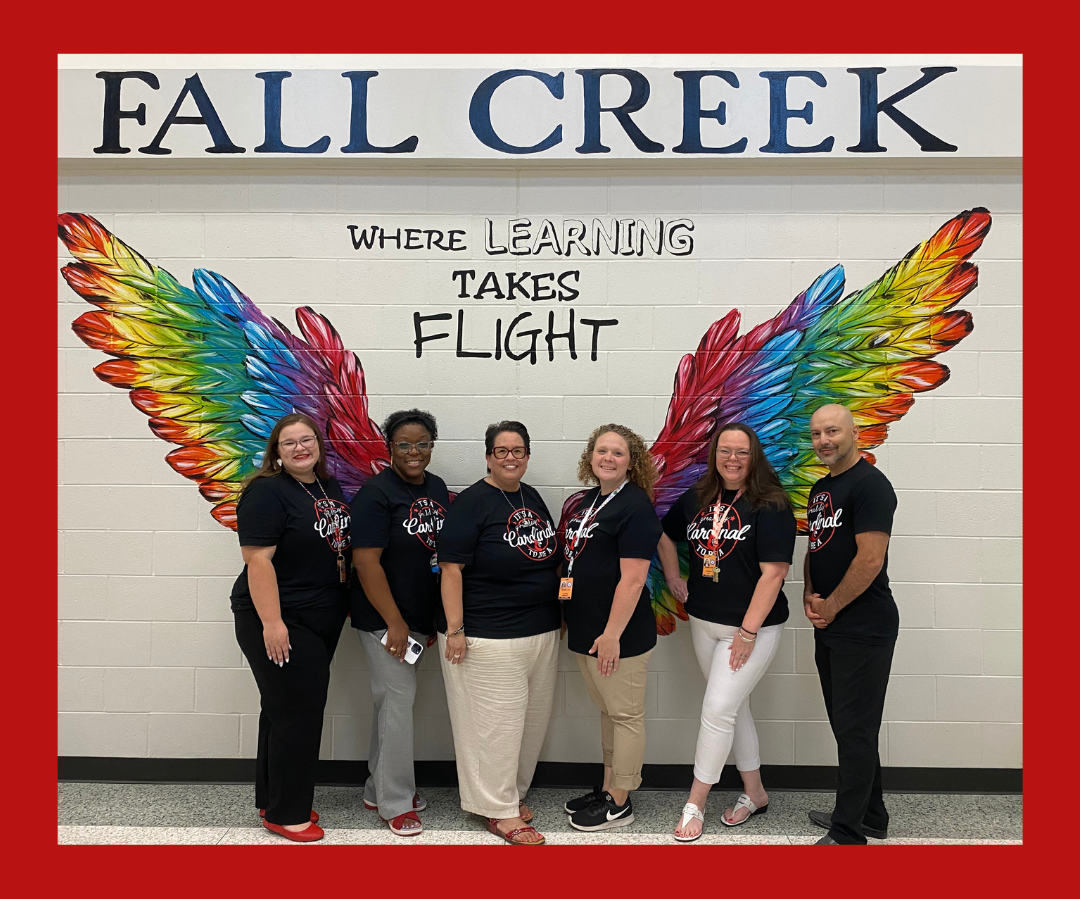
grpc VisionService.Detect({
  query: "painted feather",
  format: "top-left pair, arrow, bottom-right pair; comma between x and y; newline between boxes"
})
59,213 -> 388,528
645,208 -> 989,631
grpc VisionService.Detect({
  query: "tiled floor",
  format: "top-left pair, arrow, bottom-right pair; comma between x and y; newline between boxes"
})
58,784 -> 1022,845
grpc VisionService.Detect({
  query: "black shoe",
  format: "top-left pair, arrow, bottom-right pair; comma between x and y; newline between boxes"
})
815,834 -> 840,844
569,792 -> 635,832
808,809 -> 888,840
564,785 -> 605,815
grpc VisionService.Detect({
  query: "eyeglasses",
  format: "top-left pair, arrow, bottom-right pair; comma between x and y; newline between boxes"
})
717,448 -> 751,459
491,446 -> 527,459
394,441 -> 433,453
279,435 -> 317,451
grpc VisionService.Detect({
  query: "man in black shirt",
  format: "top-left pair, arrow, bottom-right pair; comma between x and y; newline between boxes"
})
803,404 -> 898,845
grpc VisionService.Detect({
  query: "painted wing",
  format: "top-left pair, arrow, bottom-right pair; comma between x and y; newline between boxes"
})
647,208 -> 990,632
59,212 -> 388,528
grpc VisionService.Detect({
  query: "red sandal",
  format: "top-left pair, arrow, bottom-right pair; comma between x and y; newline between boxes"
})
486,817 -> 545,845
364,793 -> 426,813
383,810 -> 423,836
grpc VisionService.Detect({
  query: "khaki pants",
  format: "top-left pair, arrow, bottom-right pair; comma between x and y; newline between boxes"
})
576,649 -> 652,791
439,629 -> 559,819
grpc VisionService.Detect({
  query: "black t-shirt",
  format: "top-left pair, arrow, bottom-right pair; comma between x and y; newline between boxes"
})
559,482 -> 662,658
230,473 -> 351,612
349,467 -> 450,635
436,479 -> 561,639
661,486 -> 795,628
806,458 -> 898,644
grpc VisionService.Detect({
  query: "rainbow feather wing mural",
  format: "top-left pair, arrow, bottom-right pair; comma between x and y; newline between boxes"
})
58,213 -> 389,527
643,208 -> 990,632
61,208 -> 990,632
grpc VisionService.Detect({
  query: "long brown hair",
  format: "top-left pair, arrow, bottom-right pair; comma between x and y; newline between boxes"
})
242,413 -> 329,491
695,423 -> 790,511
576,423 -> 659,501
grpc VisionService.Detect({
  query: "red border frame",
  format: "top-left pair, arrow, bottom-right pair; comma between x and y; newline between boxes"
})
19,2 -> 1047,890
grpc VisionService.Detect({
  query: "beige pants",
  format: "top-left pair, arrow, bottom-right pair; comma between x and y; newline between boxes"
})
439,629 -> 559,819
576,649 -> 652,791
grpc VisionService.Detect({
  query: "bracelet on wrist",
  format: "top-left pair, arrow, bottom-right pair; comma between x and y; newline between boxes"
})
739,625 -> 758,635
737,628 -> 757,643
447,624 -> 465,637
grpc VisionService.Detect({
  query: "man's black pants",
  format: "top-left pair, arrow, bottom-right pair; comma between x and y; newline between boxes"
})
814,633 -> 895,845
234,604 -> 347,826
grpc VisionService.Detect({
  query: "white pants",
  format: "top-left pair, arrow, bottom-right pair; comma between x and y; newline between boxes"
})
689,615 -> 784,784
438,629 -> 559,819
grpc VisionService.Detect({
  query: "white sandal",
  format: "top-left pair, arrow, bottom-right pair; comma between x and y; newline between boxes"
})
674,802 -> 705,842
721,793 -> 769,827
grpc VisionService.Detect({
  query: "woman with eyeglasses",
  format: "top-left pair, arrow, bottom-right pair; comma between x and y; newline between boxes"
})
231,413 -> 352,842
656,423 -> 796,842
437,420 -> 561,845
349,409 -> 449,837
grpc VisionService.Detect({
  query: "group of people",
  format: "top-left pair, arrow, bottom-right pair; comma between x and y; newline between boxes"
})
230,403 -> 898,846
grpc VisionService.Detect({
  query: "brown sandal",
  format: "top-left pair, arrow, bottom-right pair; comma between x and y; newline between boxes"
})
486,817 -> 545,844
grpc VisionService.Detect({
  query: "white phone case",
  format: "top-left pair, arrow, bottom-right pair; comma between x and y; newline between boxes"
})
379,630 -> 424,664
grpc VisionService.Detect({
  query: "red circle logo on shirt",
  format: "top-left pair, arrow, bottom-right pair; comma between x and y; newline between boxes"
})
807,491 -> 840,552
686,505 -> 744,561
504,508 -> 557,561
312,498 -> 351,552
403,497 -> 447,550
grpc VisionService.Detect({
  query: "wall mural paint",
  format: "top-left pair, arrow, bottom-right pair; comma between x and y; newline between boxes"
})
57,208 -> 990,634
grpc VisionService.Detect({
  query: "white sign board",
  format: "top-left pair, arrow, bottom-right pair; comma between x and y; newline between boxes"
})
58,65 -> 1022,160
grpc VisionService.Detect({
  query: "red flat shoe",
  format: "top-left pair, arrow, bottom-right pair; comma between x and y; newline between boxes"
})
262,819 -> 325,842
260,808 -> 319,823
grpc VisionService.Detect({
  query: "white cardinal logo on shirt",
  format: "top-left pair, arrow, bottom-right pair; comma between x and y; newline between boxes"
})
504,508 -> 558,561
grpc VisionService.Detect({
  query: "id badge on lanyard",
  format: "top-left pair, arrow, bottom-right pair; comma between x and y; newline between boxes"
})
703,489 -> 742,582
562,481 -> 626,601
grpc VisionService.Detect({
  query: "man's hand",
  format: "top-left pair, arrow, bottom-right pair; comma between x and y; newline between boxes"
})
804,593 -> 829,629
807,593 -> 838,626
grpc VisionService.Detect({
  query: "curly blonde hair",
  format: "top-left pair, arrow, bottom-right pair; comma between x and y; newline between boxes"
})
576,423 -> 659,500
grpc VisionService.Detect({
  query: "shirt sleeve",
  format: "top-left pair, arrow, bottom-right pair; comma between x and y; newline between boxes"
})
617,496 -> 664,560
754,502 -> 797,563
236,479 -> 287,546
350,480 -> 392,549
437,488 -> 482,565
661,489 -> 691,542
852,472 -> 897,536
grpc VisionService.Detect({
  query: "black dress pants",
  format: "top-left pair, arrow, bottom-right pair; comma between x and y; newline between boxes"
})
234,603 -> 347,826
814,632 -> 895,845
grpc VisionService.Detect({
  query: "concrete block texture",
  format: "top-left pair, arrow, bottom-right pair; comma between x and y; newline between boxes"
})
56,167 -> 1022,769
105,668 -> 195,712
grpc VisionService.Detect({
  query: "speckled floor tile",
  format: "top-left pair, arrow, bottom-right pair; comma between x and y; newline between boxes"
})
58,784 -> 1022,842
58,826 -> 230,844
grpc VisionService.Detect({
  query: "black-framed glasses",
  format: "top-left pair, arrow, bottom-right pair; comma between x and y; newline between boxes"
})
491,446 -> 527,459
394,441 -> 434,453
279,435 -> 317,451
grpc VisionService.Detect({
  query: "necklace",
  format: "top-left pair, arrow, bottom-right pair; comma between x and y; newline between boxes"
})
290,473 -> 348,583
487,476 -> 523,512
499,486 -> 522,512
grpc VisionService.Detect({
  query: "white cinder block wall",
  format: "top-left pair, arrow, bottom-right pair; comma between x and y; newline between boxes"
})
57,161 -> 1022,769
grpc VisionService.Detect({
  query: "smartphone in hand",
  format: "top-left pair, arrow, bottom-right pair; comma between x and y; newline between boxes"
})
379,630 -> 424,664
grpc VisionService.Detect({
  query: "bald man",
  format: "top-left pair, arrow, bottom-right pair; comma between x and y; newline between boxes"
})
803,404 -> 898,845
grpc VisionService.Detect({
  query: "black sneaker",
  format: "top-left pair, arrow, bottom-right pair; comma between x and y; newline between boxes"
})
564,785 -> 605,815
568,792 -> 635,831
